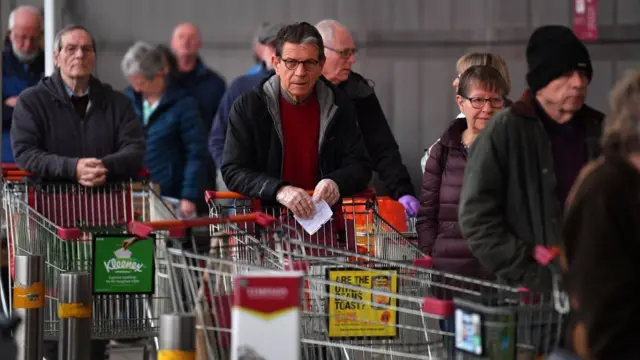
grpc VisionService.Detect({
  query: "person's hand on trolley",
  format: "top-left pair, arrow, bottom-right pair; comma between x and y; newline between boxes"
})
76,158 -> 108,187
180,199 -> 197,218
276,185 -> 315,219
313,179 -> 340,206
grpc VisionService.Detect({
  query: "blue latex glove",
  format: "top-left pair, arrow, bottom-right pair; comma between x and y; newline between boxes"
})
398,195 -> 420,217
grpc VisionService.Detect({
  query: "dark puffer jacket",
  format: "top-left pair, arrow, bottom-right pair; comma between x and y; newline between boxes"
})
416,117 -> 492,278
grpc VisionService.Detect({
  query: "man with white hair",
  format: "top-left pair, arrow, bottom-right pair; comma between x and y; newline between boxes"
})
11,24 -> 146,359
2,5 -> 45,164
315,19 -> 419,216
1,5 -> 45,329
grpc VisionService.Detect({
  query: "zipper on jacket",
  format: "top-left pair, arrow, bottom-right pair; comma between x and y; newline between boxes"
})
80,104 -> 95,155
318,106 -> 339,179
264,104 -> 285,181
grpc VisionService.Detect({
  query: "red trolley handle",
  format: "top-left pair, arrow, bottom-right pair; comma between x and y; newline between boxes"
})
127,212 -> 278,238
2,165 -> 150,182
204,188 -> 378,203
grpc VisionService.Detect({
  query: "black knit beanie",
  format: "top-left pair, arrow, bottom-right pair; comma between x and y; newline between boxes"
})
526,25 -> 593,94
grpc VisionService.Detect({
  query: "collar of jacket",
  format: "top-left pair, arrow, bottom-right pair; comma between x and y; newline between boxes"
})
49,70 -> 108,110
3,41 -> 45,73
338,71 -> 374,99
440,117 -> 468,148
126,77 -> 187,112
511,89 -> 604,158
261,74 -> 339,152
511,90 -> 602,124
178,57 -> 210,80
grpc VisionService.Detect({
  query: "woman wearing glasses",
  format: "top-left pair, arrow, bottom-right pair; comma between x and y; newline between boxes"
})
416,65 -> 509,335
417,64 -> 509,346
421,52 -> 511,172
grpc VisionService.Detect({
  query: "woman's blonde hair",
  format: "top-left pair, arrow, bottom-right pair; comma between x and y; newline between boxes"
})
602,71 -> 640,155
456,52 -> 511,95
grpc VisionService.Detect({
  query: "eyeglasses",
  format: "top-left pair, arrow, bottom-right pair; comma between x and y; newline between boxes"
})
279,58 -> 320,71
325,46 -> 358,58
462,95 -> 505,109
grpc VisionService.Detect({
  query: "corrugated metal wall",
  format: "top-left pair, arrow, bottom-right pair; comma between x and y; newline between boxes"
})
5,0 -> 640,193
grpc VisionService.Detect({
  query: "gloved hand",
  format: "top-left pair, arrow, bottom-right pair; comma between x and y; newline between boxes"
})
398,195 -> 420,217
313,179 -> 340,206
276,185 -> 315,218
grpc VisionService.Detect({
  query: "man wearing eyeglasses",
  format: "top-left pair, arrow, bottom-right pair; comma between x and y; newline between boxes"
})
315,20 -> 419,217
459,25 -> 604,291
12,24 -> 145,188
11,24 -> 145,360
221,22 -> 371,219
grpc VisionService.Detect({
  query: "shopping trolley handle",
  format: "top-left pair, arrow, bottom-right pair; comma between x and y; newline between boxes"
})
205,187 -> 378,202
128,212 -> 278,238
205,190 -> 252,201
2,163 -> 31,181
1,165 -> 150,182
412,256 -> 434,269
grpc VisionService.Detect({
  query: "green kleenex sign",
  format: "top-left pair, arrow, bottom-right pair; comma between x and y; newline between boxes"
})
92,234 -> 155,294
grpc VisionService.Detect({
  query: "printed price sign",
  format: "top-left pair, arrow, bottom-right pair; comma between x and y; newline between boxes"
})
326,268 -> 398,339
92,234 -> 155,294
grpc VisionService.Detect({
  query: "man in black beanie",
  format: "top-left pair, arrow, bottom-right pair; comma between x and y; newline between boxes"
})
458,25 -> 604,291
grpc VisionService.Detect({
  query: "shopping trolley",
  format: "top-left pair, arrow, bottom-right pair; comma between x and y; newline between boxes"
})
1,168 -> 172,343
205,190 -> 424,264
128,212 -> 438,359
129,210 -> 564,360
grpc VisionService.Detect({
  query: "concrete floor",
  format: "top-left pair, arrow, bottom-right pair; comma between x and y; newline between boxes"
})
110,345 -> 149,360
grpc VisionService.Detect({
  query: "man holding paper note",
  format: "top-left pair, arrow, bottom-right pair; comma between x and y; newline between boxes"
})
221,22 -> 372,219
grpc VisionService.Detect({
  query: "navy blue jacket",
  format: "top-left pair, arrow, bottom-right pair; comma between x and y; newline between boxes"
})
2,43 -> 45,163
175,58 -> 226,132
209,66 -> 273,168
124,82 -> 207,202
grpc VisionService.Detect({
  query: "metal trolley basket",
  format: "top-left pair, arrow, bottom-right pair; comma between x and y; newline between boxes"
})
130,208 -> 565,360
206,190 -> 423,264
2,170 -> 172,342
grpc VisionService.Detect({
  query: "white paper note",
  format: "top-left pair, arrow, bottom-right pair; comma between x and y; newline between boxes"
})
294,200 -> 333,235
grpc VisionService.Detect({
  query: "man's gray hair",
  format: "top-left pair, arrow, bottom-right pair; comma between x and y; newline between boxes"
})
121,41 -> 166,80
53,24 -> 96,53
274,22 -> 325,61
315,19 -> 345,46
8,5 -> 42,30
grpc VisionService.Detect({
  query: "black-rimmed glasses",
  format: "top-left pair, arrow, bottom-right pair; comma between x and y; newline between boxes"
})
325,46 -> 358,58
461,95 -> 505,109
279,58 -> 320,71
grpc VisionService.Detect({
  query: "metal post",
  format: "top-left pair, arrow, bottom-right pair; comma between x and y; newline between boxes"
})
0,0 -> 3,174
57,272 -> 92,360
158,313 -> 195,359
13,255 -> 44,360
44,0 -> 56,76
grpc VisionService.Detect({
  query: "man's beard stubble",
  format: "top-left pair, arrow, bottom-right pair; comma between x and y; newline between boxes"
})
12,43 -> 40,63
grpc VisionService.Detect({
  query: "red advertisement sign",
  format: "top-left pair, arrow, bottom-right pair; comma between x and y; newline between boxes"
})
574,0 -> 598,41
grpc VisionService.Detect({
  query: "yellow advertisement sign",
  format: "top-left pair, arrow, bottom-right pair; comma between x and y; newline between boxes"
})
327,268 -> 398,338
13,281 -> 45,309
